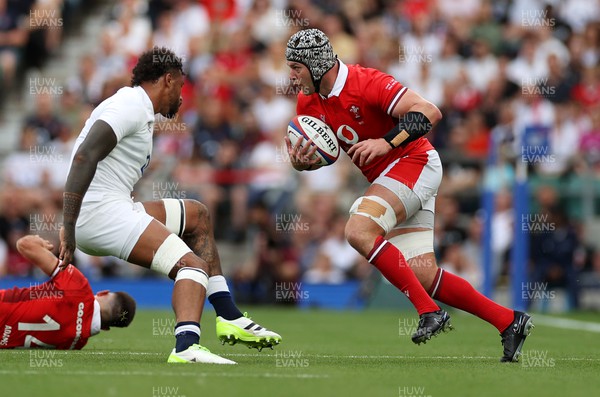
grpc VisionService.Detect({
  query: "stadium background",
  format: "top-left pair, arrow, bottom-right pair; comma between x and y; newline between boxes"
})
0,0 -> 599,314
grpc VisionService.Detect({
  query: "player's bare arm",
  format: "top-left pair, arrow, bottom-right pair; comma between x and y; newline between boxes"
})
348,90 -> 442,167
16,235 -> 60,276
284,135 -> 321,171
60,120 -> 118,267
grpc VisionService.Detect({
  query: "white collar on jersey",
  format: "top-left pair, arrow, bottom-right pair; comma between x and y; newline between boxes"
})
320,59 -> 348,99
91,299 -> 101,336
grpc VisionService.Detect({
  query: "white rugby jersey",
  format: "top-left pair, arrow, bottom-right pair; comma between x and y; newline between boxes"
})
69,86 -> 155,200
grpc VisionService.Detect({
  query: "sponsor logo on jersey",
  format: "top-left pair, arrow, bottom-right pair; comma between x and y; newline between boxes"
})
336,125 -> 359,145
0,325 -> 12,346
69,302 -> 85,350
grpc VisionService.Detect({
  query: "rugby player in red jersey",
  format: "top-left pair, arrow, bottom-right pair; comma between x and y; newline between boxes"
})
284,29 -> 533,362
0,234 -> 135,349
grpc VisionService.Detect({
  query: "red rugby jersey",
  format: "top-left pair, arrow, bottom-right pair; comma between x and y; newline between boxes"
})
296,61 -> 434,182
0,265 -> 96,349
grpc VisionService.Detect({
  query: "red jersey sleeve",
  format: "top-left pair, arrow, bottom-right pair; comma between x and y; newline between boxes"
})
362,69 -> 408,116
51,265 -> 90,291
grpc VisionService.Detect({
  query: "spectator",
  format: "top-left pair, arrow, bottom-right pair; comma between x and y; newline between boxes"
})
0,190 -> 31,276
322,13 -> 358,65
151,9 -> 189,61
462,215 -> 485,285
506,34 -> 546,87
536,102 -> 580,176
105,2 -> 151,58
172,0 -> 210,42
251,82 -> 295,137
21,93 -> 69,145
246,0 -> 291,47
0,0 -> 28,89
529,206 -> 581,311
545,53 -> 578,104
257,40 -> 290,89
465,38 -> 499,93
492,189 -> 513,282
232,200 -> 298,304
319,214 -> 362,280
571,66 -> 600,108
578,106 -> 600,174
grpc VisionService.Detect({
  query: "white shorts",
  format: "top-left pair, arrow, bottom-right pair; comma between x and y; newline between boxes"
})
373,149 -> 442,229
76,194 -> 152,260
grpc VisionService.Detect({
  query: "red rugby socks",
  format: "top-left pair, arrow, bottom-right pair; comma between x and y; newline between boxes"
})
429,268 -> 514,332
368,236 -> 439,315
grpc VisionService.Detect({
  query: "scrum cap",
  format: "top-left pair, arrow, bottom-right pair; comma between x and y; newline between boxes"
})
286,29 -> 337,93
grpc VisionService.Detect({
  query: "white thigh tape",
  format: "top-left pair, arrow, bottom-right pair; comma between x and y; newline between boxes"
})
349,195 -> 396,234
150,233 -> 192,276
175,267 -> 209,289
388,230 -> 434,260
162,198 -> 186,237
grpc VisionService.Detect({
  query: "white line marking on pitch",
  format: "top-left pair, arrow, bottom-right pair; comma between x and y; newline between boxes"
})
226,354 -> 600,361
3,351 -> 598,361
531,315 -> 600,333
0,370 -> 329,379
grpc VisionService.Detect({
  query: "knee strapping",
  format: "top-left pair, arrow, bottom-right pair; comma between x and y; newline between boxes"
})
349,195 -> 396,234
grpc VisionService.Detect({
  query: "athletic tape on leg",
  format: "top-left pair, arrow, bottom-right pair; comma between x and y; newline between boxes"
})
175,267 -> 209,289
388,230 -> 434,260
162,198 -> 186,237
150,233 -> 192,276
207,275 -> 229,296
349,195 -> 396,234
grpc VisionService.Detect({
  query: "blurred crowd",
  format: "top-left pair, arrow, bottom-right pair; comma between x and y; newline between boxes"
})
1,0 -> 600,310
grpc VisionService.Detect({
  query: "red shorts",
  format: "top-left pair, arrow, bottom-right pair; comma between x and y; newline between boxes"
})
373,149 -> 442,228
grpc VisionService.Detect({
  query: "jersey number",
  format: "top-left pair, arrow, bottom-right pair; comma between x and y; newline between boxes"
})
18,315 -> 60,348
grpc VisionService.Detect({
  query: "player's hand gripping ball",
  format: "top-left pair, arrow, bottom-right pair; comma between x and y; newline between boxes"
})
287,115 -> 339,166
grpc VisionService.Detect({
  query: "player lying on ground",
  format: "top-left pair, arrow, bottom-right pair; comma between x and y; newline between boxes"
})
0,235 -> 135,349
59,47 -> 280,364
284,29 -> 533,362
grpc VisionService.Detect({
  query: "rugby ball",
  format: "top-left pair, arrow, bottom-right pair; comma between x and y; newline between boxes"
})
287,115 -> 339,166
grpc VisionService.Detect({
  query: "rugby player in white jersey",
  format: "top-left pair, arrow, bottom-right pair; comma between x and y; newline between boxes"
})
59,47 -> 281,364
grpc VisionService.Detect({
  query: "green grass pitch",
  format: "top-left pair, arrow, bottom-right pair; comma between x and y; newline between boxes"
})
1,308 -> 599,397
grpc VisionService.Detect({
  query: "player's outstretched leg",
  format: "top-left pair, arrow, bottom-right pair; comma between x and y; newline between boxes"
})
127,220 -> 235,364
143,199 -> 281,350
419,265 -> 534,361
346,210 -> 451,345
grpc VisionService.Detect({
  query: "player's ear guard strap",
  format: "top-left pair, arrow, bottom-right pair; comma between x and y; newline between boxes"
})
383,111 -> 432,148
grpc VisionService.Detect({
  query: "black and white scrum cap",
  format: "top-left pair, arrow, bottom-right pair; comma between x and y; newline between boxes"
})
286,28 -> 337,87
